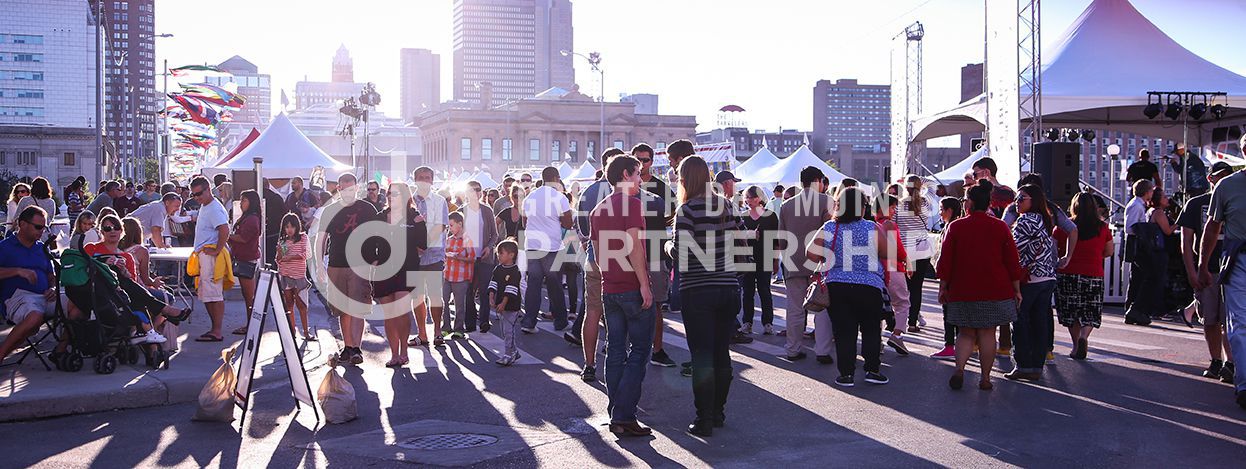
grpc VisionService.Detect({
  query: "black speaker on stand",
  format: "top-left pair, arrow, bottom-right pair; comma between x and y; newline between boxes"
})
1031,142 -> 1081,210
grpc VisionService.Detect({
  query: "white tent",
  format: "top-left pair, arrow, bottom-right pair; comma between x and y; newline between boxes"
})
205,112 -> 353,179
740,145 -> 849,188
470,171 -> 500,188
556,161 -> 575,179
653,142 -> 735,168
913,0 -> 1246,144
926,145 -> 989,185
567,162 -> 598,181
734,146 -> 780,182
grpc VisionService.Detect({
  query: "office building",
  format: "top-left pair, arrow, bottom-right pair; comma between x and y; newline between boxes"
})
0,0 -> 101,187
92,0 -> 157,179
418,86 -> 695,176
812,78 -> 891,156
620,93 -> 658,115
295,45 -> 365,109
400,48 -> 441,123
696,128 -> 808,161
452,0 -> 574,106
332,44 -> 353,83
206,55 -> 271,150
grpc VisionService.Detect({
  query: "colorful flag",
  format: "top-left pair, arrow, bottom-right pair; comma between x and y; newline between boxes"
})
168,93 -> 221,126
180,83 -> 246,108
170,64 -> 228,77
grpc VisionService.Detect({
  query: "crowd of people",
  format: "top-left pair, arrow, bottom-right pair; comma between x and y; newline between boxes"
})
2,135 -> 1246,435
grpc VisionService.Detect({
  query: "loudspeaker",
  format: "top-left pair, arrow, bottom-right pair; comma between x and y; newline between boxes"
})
1032,142 -> 1080,209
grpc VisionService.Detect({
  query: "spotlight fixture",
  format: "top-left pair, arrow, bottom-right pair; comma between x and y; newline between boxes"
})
1065,129 -> 1081,142
1081,129 -> 1096,142
1165,99 -> 1183,120
1143,102 -> 1162,119
1046,128 -> 1060,142
1189,102 -> 1207,120
1211,103 -> 1227,120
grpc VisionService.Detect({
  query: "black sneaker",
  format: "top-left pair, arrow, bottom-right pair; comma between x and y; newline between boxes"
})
780,351 -> 807,362
581,365 -> 596,382
563,332 -> 582,346
1237,391 -> 1246,411
816,355 -> 834,364
680,362 -> 692,377
1221,362 -> 1236,384
730,332 -> 754,344
650,349 -> 676,367
834,375 -> 854,387
1203,359 -> 1224,379
479,323 -> 491,334
864,372 -> 889,385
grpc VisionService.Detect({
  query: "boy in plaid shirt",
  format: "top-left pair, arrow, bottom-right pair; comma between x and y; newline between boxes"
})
442,212 -> 477,339
490,239 -> 523,365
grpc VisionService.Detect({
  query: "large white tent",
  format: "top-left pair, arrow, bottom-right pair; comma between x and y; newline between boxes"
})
925,145 -> 989,185
556,161 -> 575,179
913,0 -> 1246,145
567,162 -> 598,181
740,145 -> 849,187
734,146 -> 781,182
205,112 -> 353,179
653,142 -> 735,168
470,171 -> 500,188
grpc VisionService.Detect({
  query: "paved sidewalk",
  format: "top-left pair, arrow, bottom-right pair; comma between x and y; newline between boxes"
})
0,290 -> 338,422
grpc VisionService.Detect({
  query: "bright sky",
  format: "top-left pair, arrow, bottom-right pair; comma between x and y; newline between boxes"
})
155,0 -> 1244,142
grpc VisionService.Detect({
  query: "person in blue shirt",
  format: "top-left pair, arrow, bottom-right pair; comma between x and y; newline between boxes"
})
0,206 -> 78,362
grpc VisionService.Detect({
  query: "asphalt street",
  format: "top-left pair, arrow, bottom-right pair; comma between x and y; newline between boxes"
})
3,282 -> 1245,468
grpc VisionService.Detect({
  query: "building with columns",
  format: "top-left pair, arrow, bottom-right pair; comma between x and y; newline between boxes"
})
418,86 -> 695,177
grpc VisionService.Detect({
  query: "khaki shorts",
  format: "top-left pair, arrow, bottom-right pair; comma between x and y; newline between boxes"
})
325,266 -> 372,317
412,262 -> 445,308
4,289 -> 66,325
649,261 -> 670,304
1196,272 -> 1226,324
196,251 -> 224,303
584,260 -> 603,320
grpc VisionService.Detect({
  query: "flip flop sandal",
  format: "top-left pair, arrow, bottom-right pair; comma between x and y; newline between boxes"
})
231,326 -> 247,335
195,333 -> 223,342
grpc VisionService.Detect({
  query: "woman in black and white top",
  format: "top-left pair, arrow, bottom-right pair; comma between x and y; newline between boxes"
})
666,156 -> 742,438
894,175 -> 936,332
739,186 -> 778,335
1007,184 -> 1059,381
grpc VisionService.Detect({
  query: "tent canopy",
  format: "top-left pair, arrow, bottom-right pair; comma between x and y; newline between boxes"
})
556,161 -> 574,179
567,162 -> 598,181
925,145 -> 988,185
914,0 -> 1246,144
739,144 -> 848,188
653,142 -> 735,168
204,112 -> 352,180
470,171 -> 500,188
734,146 -> 781,182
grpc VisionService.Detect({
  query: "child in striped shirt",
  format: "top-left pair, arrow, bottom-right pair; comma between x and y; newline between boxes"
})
489,239 -> 523,365
275,213 -> 314,341
443,211 -> 476,339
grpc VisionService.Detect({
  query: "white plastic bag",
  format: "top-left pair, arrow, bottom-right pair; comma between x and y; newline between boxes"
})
192,348 -> 237,422
158,320 -> 179,352
317,354 -> 357,424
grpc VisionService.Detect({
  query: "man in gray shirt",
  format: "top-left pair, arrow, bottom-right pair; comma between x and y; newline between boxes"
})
86,181 -> 123,216
1199,162 -> 1246,410
777,166 -> 835,363
129,193 -> 181,248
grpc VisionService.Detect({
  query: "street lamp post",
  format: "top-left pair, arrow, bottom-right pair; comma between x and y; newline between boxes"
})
561,50 -> 603,158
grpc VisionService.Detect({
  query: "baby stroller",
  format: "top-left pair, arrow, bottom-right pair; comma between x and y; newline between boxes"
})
54,248 -> 169,373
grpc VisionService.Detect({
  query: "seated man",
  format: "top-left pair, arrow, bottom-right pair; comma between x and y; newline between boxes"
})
0,206 -> 78,362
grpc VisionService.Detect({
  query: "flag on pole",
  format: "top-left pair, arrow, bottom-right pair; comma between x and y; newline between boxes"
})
280,89 -> 290,109
170,64 -> 228,76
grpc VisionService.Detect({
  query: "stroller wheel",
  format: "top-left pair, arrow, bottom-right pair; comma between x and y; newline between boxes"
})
63,353 -> 83,372
147,348 -> 168,370
124,346 -> 141,365
94,354 -> 118,374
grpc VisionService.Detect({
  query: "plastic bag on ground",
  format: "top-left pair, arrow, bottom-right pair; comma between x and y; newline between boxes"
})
192,347 -> 237,422
317,354 -> 357,424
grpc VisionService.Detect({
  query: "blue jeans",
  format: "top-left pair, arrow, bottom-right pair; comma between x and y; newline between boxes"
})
603,290 -> 656,423
1013,280 -> 1055,373
522,250 -> 568,330
1225,256 -> 1246,393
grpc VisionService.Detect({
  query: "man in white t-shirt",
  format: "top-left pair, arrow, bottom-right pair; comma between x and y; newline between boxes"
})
519,167 -> 573,333
190,176 -> 231,341
129,193 -> 181,248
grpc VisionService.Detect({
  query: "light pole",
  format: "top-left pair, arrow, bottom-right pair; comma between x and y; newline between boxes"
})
146,33 -> 174,183
561,50 -> 603,158
1106,143 -> 1121,222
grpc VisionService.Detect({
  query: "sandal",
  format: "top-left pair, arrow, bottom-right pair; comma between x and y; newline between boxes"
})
231,326 -> 247,335
195,333 -> 223,342
407,337 -> 425,347
434,337 -> 446,348
385,357 -> 403,368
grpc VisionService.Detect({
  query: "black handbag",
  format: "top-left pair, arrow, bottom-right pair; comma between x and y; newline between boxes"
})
232,259 -> 258,279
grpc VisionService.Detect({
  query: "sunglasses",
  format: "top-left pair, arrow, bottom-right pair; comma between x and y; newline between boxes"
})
101,225 -> 120,233
192,190 -> 205,197
25,223 -> 45,231
638,158 -> 652,163
367,188 -> 378,192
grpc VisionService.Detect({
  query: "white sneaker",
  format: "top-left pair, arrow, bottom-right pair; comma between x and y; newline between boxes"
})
739,322 -> 752,334
763,324 -> 775,335
130,331 -> 149,344
917,315 -> 928,327
144,331 -> 168,344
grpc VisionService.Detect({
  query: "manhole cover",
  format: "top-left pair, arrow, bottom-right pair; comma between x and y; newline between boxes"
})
396,433 -> 499,450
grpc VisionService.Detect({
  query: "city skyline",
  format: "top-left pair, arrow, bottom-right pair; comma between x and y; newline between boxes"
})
154,0 -> 1245,139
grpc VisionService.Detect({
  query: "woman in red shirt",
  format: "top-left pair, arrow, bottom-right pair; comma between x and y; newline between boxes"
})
937,180 -> 1025,390
227,190 -> 262,335
84,215 -> 190,343
1053,192 -> 1114,360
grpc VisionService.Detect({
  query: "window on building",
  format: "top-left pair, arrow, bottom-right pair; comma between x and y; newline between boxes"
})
16,150 -> 36,166
461,137 -> 472,160
613,140 -> 624,150
481,138 -> 492,160
551,140 -> 561,161
587,140 -> 596,160
529,138 -> 540,161
63,152 -> 75,166
569,140 -> 578,161
504,139 -> 514,161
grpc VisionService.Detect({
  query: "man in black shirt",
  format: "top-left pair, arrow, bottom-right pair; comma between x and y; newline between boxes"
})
1178,161 -> 1234,382
1126,149 -> 1162,192
634,143 -> 677,367
316,172 -> 379,365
